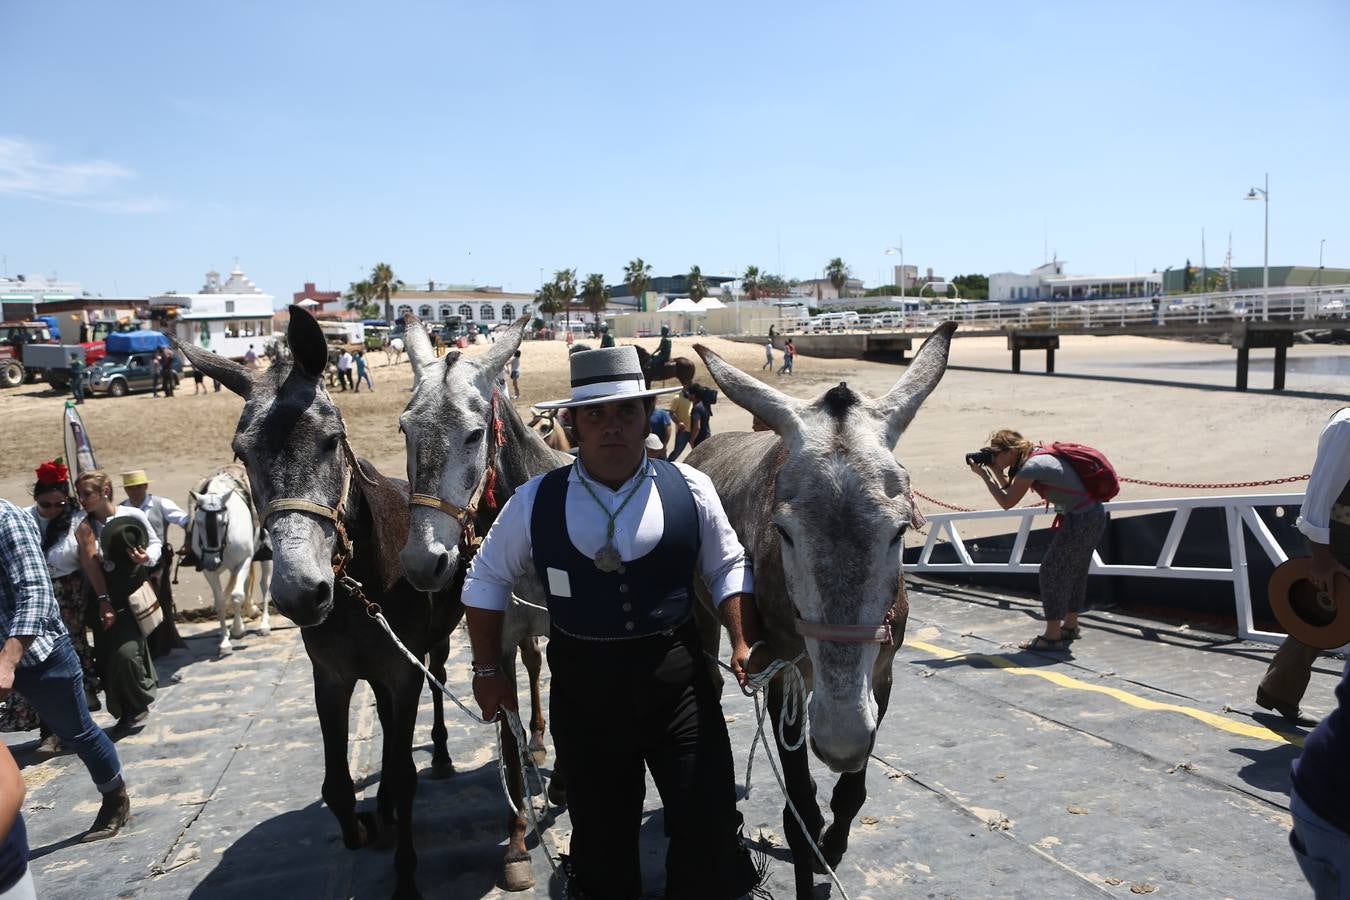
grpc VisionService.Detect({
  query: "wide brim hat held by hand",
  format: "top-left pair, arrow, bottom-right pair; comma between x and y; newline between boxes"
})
1268,557 -> 1350,650
536,346 -> 681,410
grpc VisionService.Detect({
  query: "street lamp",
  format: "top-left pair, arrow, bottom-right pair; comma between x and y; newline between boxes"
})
884,241 -> 905,298
1245,173 -> 1269,321
1319,238 -> 1326,287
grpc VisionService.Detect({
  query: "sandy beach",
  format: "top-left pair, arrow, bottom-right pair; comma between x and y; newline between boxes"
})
1,329 -> 1346,614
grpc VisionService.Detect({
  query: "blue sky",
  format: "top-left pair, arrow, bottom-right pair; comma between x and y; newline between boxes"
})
2,0 -> 1347,303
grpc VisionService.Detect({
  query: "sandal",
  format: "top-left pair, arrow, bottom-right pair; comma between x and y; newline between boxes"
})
1019,635 -> 1070,652
1061,626 -> 1081,642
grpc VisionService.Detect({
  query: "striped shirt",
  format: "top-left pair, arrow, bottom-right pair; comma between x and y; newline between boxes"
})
0,499 -> 67,668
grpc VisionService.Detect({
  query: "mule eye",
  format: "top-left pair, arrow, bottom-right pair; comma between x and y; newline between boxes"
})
324,435 -> 340,452
890,526 -> 907,546
774,523 -> 793,546
465,428 -> 484,445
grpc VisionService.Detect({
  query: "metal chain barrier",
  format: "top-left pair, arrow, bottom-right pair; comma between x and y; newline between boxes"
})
914,472 -> 1309,514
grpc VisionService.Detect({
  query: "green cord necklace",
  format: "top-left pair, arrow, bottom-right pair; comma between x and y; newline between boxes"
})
574,461 -> 647,573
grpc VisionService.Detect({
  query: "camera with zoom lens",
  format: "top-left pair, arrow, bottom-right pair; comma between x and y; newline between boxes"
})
965,447 -> 996,467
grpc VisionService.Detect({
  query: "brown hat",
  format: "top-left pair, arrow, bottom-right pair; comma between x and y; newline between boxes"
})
1267,557 -> 1350,650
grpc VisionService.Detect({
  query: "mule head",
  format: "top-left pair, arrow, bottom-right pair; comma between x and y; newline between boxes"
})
694,322 -> 956,773
179,305 -> 351,626
190,490 -> 231,572
398,314 -> 528,591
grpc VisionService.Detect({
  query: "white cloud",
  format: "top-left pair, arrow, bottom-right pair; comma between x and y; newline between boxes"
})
0,136 -> 167,213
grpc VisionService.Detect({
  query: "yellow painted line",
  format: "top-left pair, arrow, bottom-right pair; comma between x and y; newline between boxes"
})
907,638 -> 1304,747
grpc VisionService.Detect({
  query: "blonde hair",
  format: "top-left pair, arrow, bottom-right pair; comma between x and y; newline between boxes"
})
987,429 -> 1034,471
74,469 -> 113,500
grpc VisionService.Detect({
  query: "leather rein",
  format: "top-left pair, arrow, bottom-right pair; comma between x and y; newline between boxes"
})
262,436 -> 376,581
406,391 -> 506,557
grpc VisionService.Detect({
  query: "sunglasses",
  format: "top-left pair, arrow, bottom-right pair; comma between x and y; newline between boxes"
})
36,500 -> 65,510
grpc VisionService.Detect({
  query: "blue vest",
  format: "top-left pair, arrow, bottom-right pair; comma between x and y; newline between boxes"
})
530,460 -> 700,641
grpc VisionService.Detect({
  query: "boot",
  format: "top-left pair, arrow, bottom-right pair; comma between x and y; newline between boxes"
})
31,727 -> 62,760
80,786 -> 129,842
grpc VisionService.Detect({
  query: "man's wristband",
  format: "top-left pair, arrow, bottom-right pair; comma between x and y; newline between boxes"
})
97,594 -> 110,603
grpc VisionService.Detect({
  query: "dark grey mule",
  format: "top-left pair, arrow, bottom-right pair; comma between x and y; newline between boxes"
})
687,322 -> 957,898
397,313 -> 570,892
177,306 -> 463,900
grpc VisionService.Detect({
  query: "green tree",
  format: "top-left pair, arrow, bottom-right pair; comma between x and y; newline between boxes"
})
761,274 -> 790,297
370,262 -> 404,322
624,257 -> 653,311
535,282 -> 563,324
687,265 -> 707,302
825,257 -> 851,298
1183,258 -> 1195,292
581,272 -> 609,321
951,273 -> 989,300
344,280 -> 380,318
742,265 -> 762,302
552,268 -> 577,329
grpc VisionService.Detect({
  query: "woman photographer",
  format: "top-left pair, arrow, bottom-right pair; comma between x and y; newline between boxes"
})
968,429 -> 1108,652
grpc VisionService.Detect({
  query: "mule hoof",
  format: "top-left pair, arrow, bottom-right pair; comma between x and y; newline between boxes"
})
501,857 -> 535,892
218,643 -> 233,657
230,629 -> 246,641
428,760 -> 456,780
258,626 -> 271,637
346,811 -> 379,850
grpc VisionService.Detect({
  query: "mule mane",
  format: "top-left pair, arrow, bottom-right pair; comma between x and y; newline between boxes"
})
819,382 -> 859,420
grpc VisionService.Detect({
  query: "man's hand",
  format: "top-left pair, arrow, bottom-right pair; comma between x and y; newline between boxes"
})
127,545 -> 150,565
1307,542 -> 1350,596
472,672 -> 517,722
730,640 -> 772,689
99,600 -> 116,631
0,660 -> 14,701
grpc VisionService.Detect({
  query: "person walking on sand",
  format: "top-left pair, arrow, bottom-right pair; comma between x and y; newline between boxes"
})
762,339 -> 774,372
354,351 -> 373,393
510,350 -> 521,398
777,338 -> 795,375
336,349 -> 353,392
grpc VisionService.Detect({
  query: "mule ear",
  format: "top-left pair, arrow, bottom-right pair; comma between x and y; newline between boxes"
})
188,491 -> 201,505
693,344 -> 803,438
286,305 -> 328,378
402,312 -> 434,378
871,321 -> 957,448
475,317 -> 528,389
174,339 -> 252,398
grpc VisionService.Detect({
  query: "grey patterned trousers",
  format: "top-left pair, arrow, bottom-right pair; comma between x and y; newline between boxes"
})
1039,505 -> 1108,621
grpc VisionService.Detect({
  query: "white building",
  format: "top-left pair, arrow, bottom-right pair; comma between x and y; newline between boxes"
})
150,265 -> 276,359
0,274 -> 85,302
394,287 -> 535,329
990,260 -> 1162,302
791,277 -> 867,306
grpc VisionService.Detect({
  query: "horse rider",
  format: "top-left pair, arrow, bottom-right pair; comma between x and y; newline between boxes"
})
119,470 -> 189,656
464,345 -> 770,899
600,323 -> 615,348
649,324 -> 672,375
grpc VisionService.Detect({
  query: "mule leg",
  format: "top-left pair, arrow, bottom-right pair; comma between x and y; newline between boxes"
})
499,653 -> 535,893
256,560 -> 272,636
371,683 -> 399,830
427,638 -> 454,778
768,678 -> 826,900
312,666 -> 374,850
518,636 -> 547,764
206,571 -> 232,656
389,676 -> 424,900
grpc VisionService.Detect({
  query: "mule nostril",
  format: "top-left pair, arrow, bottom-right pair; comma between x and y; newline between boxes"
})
432,553 -> 450,578
313,581 -> 331,606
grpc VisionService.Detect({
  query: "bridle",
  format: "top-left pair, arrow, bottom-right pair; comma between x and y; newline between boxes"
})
263,436 -> 375,576
196,495 -> 230,569
793,578 -> 908,646
407,391 -> 506,557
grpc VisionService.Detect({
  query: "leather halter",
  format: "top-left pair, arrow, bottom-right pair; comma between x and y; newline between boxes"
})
407,391 -> 506,555
263,437 -> 369,572
794,579 -> 908,646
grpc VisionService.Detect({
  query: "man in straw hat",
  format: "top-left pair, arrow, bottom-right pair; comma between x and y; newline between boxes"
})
119,470 -> 189,656
1257,407 -> 1350,895
464,345 -> 769,898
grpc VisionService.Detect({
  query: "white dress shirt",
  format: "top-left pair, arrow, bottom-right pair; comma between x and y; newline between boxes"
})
463,460 -> 753,612
120,494 -> 191,538
1297,407 -> 1350,546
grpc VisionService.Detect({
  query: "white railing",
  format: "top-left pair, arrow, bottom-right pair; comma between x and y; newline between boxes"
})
781,285 -> 1350,334
909,492 -> 1309,645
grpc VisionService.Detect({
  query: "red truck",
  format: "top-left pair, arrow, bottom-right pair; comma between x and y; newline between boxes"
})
0,320 -> 106,389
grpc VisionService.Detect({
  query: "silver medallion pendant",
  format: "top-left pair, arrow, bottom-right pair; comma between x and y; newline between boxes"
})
594,543 -> 626,574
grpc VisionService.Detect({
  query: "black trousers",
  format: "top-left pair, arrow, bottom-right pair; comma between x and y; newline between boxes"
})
547,621 -> 758,900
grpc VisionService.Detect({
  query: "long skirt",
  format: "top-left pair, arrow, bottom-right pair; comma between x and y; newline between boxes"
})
0,572 -> 97,733
93,609 -> 157,722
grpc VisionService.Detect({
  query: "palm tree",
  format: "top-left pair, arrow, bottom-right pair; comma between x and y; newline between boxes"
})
345,280 -> 376,316
825,257 -> 851,299
370,262 -> 404,322
581,273 -> 609,326
742,265 -> 762,303
624,258 -> 653,311
535,282 -> 563,325
553,268 -> 577,332
687,265 -> 707,303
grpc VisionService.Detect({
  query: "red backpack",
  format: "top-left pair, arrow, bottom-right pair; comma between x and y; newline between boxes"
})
1028,442 -> 1120,506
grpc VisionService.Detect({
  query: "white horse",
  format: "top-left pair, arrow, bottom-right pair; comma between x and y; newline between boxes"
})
384,336 -> 405,367
190,468 -> 272,655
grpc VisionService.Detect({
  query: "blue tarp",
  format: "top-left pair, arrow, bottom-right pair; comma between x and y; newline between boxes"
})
105,330 -> 170,353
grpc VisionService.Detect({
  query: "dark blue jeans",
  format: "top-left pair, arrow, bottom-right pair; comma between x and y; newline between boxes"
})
669,430 -> 691,462
13,636 -> 123,793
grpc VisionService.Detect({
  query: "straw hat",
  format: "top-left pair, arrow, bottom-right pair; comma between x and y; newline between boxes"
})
120,470 -> 150,488
535,346 -> 680,410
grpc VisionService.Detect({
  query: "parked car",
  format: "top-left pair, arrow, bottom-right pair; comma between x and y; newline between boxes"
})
85,352 -> 179,397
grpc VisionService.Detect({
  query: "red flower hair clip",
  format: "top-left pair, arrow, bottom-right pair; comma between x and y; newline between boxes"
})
35,459 -> 69,487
